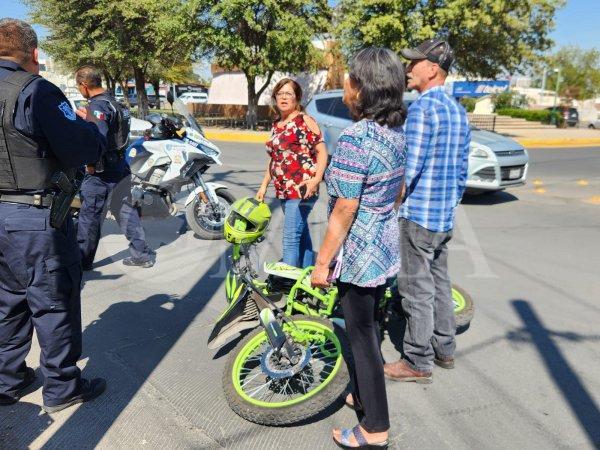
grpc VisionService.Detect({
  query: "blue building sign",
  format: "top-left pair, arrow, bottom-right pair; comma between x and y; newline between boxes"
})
452,80 -> 510,98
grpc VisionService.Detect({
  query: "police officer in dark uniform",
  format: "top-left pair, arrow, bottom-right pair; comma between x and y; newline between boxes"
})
74,66 -> 154,269
0,19 -> 106,412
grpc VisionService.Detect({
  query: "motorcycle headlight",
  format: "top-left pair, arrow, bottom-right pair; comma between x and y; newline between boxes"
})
469,145 -> 490,159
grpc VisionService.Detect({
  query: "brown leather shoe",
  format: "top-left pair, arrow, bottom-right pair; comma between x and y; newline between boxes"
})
434,355 -> 455,369
384,359 -> 432,383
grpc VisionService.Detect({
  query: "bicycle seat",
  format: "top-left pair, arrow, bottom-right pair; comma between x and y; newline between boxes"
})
263,262 -> 305,281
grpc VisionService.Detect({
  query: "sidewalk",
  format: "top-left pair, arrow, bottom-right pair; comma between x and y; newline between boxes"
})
202,126 -> 600,148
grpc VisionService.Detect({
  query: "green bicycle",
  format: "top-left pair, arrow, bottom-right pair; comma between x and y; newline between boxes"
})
208,198 -> 474,426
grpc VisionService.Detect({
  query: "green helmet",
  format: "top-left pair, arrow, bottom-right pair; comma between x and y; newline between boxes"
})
224,197 -> 271,244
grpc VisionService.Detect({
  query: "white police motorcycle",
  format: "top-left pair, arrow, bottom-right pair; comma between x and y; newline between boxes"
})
126,100 -> 235,239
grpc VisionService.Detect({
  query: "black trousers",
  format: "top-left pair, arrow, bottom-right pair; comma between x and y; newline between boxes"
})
339,281 -> 389,433
0,203 -> 82,405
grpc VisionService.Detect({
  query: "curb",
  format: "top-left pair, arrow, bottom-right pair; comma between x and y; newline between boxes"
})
516,138 -> 600,148
204,130 -> 270,144
203,129 -> 600,149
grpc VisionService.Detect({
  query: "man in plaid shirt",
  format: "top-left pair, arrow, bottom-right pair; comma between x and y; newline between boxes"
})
385,39 -> 470,383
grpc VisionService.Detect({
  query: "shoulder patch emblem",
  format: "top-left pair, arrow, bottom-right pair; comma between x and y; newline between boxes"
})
93,110 -> 106,121
58,101 -> 76,121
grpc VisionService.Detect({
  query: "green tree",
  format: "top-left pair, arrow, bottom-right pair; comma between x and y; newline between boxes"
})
195,0 -> 331,129
27,0 -> 199,117
542,46 -> 600,100
335,0 -> 564,78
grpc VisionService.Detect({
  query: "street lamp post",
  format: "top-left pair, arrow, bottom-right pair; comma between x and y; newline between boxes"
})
552,68 -> 561,108
541,67 -> 548,92
552,68 -> 561,125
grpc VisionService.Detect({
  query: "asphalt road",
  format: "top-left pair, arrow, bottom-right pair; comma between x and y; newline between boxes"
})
2,144 -> 600,450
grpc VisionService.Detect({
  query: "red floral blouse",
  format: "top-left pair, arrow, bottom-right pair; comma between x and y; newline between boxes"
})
266,114 -> 323,200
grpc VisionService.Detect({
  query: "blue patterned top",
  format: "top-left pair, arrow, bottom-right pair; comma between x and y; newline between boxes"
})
325,119 -> 406,287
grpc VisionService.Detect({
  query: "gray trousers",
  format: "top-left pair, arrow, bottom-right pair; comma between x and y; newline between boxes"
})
398,218 -> 456,372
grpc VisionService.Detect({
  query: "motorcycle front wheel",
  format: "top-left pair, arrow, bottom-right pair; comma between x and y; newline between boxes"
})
185,188 -> 235,239
223,315 -> 349,426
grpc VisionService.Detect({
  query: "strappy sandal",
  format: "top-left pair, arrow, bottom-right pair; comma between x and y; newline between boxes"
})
333,425 -> 389,449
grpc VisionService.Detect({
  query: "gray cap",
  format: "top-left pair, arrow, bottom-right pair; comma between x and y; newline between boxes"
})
401,39 -> 455,72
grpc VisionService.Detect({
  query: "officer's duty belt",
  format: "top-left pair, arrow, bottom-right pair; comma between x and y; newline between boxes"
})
0,193 -> 53,207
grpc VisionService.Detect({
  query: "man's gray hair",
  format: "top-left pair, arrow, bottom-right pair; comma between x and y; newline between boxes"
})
0,18 -> 38,64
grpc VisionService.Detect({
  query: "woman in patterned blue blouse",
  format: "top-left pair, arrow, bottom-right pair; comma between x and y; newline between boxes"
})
311,48 -> 407,449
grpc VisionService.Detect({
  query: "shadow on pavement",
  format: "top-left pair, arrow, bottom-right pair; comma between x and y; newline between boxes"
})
38,251 -> 228,448
511,299 -> 600,447
461,190 -> 519,205
0,402 -> 53,447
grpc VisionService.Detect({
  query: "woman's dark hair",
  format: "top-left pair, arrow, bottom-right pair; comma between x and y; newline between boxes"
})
348,47 -> 407,128
271,78 -> 304,119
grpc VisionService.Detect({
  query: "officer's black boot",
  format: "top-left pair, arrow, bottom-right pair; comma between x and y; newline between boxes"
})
0,367 -> 36,406
42,378 -> 106,414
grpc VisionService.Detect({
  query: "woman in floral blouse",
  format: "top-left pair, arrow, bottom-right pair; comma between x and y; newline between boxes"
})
311,48 -> 407,448
256,78 -> 328,268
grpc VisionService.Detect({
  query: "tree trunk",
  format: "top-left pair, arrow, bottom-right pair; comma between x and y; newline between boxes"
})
103,71 -> 116,95
134,66 -> 149,119
245,71 -> 274,130
246,76 -> 258,130
119,80 -> 131,109
151,79 -> 161,109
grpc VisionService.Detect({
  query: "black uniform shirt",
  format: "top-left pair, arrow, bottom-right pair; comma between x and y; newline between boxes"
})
87,92 -> 129,181
0,60 -> 106,170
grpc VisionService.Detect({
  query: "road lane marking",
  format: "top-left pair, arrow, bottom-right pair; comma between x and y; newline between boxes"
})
577,179 -> 590,186
533,179 -> 544,186
584,196 -> 600,205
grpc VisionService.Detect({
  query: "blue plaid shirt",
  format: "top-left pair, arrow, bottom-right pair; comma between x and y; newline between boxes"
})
400,86 -> 471,232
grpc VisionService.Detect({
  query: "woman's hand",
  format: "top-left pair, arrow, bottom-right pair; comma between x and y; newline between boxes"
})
310,263 -> 330,288
255,185 -> 267,202
298,177 -> 320,199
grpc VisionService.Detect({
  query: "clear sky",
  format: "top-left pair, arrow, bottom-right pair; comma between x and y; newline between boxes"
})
1,0 -> 598,51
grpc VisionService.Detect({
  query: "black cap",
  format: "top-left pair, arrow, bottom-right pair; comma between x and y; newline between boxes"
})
401,39 -> 455,72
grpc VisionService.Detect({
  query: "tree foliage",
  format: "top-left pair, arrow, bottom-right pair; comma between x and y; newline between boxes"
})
335,0 -> 565,78
27,0 -> 199,116
542,46 -> 600,100
195,0 -> 331,128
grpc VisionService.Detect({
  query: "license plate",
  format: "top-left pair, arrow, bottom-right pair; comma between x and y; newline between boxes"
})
509,168 -> 521,179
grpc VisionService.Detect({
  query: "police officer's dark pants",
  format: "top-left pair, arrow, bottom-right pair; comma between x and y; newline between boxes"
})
77,174 -> 150,267
398,217 -> 456,372
0,203 -> 82,405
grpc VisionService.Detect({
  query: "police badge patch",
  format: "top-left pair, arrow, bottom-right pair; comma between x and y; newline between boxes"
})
58,101 -> 76,121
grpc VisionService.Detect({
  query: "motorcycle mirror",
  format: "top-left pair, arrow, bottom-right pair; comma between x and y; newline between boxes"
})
167,90 -> 174,105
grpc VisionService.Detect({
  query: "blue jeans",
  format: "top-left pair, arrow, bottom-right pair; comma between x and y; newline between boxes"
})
280,197 -> 316,268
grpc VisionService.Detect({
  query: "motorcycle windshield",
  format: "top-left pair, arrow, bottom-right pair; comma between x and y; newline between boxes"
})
173,99 -> 203,134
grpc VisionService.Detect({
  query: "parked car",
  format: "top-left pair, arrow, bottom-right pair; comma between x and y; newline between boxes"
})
68,97 -> 151,141
586,118 -> 600,129
179,92 -> 208,104
546,106 -> 579,127
305,90 -> 529,194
